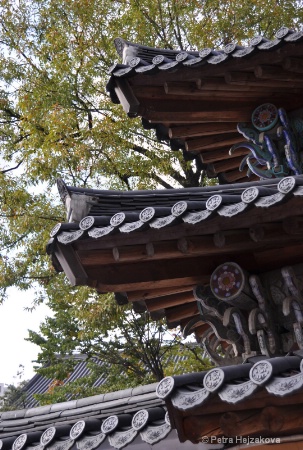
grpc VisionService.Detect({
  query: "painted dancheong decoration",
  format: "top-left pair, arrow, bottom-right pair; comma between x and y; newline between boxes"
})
194,261 -> 303,365
233,103 -> 303,179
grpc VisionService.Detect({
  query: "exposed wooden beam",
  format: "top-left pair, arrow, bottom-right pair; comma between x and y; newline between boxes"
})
165,302 -> 198,323
283,216 -> 303,235
185,134 -> 242,153
89,256 -> 215,286
145,291 -> 195,312
198,76 -> 302,94
283,57 -> 303,74
254,242 -> 303,269
249,223 -> 288,242
199,147 -> 247,164
143,110 -> 251,123
163,82 -> 275,99
219,169 -> 248,183
168,123 -> 237,139
164,81 -> 200,94
55,243 -> 89,286
113,244 -> 149,262
76,249 -> 115,265
178,230 -> 254,255
95,276 -> 205,293
225,71 -> 303,88
126,286 -> 194,302
143,99 -> 253,113
178,400 -> 303,445
207,155 -> 244,176
255,65 -> 303,82
114,78 -> 140,117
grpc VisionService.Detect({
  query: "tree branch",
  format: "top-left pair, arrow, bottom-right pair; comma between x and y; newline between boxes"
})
1,159 -> 23,174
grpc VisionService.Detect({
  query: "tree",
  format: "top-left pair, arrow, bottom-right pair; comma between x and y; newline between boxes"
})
28,294 -> 210,405
0,366 -> 28,411
0,0 -> 302,402
0,381 -> 29,411
0,0 -> 302,299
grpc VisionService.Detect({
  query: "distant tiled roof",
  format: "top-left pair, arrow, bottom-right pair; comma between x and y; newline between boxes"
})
20,356 -> 107,409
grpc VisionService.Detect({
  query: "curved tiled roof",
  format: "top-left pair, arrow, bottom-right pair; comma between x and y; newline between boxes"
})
2,355 -> 303,447
47,175 -> 303,361
110,28 -> 303,79
0,383 -> 172,449
107,28 -> 303,183
157,353 -> 303,410
50,175 -> 303,245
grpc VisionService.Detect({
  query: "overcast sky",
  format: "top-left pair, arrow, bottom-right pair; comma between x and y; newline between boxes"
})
0,287 -> 51,385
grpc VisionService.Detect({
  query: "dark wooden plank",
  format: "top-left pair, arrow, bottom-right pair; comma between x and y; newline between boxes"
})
283,56 -> 303,74
185,134 -> 242,152
165,302 -> 198,323
143,110 -> 251,123
168,123 -> 237,139
127,286 -> 193,302
88,255 -> 216,286
225,71 -> 303,88
96,276 -> 204,293
145,291 -> 195,312
114,78 -> 140,117
76,249 -> 115,265
207,155 -> 244,175
199,147 -> 247,164
255,65 -> 303,82
55,243 -> 88,286
219,169 -> 248,183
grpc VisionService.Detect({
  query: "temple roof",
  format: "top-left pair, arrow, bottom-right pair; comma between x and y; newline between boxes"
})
106,27 -> 303,183
158,352 -> 303,444
48,175 -> 303,361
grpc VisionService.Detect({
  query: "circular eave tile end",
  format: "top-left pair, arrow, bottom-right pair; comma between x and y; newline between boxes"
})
132,409 -> 149,430
250,360 -> 273,385
156,376 -> 175,399
278,176 -> 296,194
241,186 -> 260,203
13,435 -> 27,450
70,420 -> 86,439
203,368 -> 225,392
210,262 -> 245,301
80,216 -> 95,230
101,416 -> 119,434
41,427 -> 56,446
50,223 -> 62,237
110,212 -> 126,227
140,207 -> 155,222
206,195 -> 222,211
171,201 -> 187,217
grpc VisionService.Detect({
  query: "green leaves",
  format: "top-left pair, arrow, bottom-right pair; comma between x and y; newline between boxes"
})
27,294 -> 211,404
